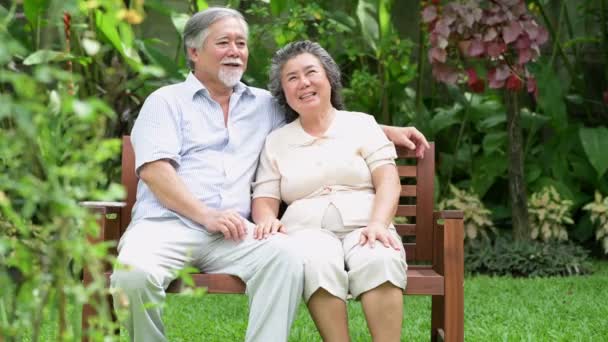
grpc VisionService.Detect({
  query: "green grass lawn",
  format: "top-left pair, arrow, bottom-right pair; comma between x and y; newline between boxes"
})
32,261 -> 608,341
158,261 -> 608,341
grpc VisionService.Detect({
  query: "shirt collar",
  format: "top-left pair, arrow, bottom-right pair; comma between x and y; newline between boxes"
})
184,72 -> 255,100
289,109 -> 343,147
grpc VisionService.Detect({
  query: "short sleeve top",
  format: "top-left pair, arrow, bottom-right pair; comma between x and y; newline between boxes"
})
130,73 -> 285,229
252,110 -> 396,230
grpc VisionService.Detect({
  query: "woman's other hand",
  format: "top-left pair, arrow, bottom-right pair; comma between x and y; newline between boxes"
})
359,222 -> 402,250
254,217 -> 285,240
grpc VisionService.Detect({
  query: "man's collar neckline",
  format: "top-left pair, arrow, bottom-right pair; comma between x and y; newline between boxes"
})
185,72 -> 254,99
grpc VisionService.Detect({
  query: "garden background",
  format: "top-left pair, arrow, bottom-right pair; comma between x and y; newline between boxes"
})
1,0 -> 607,341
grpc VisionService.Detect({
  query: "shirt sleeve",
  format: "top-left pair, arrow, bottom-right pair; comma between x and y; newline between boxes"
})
359,114 -> 397,172
130,91 -> 182,176
252,138 -> 281,200
270,100 -> 287,131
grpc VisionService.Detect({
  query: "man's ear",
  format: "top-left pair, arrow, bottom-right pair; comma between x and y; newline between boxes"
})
187,47 -> 199,62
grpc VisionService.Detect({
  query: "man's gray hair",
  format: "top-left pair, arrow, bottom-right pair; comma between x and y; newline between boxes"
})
183,7 -> 249,70
268,40 -> 344,123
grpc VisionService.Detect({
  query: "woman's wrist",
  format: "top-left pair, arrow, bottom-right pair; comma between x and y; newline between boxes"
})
368,220 -> 389,229
255,213 -> 277,224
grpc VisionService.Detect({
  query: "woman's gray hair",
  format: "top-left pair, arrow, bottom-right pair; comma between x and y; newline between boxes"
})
268,40 -> 344,122
183,7 -> 249,70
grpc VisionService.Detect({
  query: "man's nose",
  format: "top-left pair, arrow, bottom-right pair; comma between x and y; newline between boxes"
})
227,42 -> 239,56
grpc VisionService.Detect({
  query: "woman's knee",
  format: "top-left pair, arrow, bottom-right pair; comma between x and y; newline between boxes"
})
352,246 -> 404,271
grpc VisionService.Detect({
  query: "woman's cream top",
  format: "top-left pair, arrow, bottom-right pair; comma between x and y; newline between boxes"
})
252,110 -> 397,231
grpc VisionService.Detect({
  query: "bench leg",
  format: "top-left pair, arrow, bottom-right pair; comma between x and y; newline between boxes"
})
431,295 -> 444,341
82,266 -> 118,341
442,218 -> 464,342
82,294 -> 117,342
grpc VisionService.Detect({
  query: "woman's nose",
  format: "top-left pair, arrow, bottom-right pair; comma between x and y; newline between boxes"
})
299,77 -> 311,88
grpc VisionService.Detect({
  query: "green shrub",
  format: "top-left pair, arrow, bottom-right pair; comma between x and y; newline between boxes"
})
528,186 -> 573,242
583,192 -> 608,254
439,184 -> 495,241
465,236 -> 592,277
0,5 -> 123,340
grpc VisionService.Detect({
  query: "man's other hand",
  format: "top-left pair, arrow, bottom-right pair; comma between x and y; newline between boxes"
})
385,126 -> 430,159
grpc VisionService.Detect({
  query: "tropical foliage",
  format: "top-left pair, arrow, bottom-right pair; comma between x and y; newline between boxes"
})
439,184 -> 495,240
583,192 -> 608,253
1,0 -> 607,340
465,235 -> 592,276
528,186 -> 574,241
1,4 -> 123,340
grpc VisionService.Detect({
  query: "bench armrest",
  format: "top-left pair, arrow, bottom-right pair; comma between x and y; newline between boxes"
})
432,210 -> 464,276
437,210 -> 463,220
80,201 -> 127,209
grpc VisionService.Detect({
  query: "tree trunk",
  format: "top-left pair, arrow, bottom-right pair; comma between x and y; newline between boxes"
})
505,90 -> 530,240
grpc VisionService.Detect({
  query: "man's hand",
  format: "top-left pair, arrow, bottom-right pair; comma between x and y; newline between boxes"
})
383,126 -> 430,159
253,217 -> 285,240
202,209 -> 247,241
359,222 -> 401,250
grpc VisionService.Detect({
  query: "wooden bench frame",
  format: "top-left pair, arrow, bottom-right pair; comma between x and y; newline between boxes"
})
82,136 -> 464,341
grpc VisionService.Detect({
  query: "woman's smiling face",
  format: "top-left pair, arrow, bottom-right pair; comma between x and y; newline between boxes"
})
280,53 -> 332,116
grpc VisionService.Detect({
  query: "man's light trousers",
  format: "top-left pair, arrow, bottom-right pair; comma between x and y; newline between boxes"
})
110,218 -> 304,342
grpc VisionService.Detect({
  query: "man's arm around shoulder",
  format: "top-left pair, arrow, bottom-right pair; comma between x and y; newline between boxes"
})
379,125 -> 430,159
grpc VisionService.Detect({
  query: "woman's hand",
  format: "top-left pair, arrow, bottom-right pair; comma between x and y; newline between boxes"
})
254,217 -> 285,240
359,222 -> 401,250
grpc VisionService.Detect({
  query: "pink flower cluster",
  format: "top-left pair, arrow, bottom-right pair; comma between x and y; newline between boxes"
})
423,0 -> 548,95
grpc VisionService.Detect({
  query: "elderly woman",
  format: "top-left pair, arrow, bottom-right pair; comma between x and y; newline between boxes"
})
251,40 -> 407,341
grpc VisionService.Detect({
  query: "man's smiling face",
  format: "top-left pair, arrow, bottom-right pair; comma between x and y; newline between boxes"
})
189,17 -> 249,89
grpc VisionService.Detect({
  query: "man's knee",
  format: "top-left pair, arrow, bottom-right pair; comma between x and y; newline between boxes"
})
265,236 -> 305,279
110,265 -> 164,294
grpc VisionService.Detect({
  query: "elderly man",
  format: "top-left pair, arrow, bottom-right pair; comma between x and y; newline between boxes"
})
110,7 -> 429,342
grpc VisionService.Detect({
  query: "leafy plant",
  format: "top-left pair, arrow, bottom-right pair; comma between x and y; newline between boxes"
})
0,2 -> 129,341
583,192 -> 608,254
579,126 -> 608,179
439,184 -> 495,240
245,0 -> 416,125
245,1 -> 356,86
465,236 -> 592,277
528,186 -> 574,242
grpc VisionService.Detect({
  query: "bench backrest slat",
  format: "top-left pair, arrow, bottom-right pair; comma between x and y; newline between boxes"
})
396,144 -> 435,263
121,136 -> 137,236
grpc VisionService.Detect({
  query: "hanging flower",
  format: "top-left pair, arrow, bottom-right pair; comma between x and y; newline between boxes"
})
467,68 -> 485,93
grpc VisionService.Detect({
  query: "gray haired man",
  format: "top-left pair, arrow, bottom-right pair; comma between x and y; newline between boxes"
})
110,8 -> 303,342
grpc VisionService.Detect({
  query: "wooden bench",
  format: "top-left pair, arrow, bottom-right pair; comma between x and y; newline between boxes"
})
82,136 -> 464,341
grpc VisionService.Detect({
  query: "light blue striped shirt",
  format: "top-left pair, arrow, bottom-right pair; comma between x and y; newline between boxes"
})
130,73 -> 285,231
